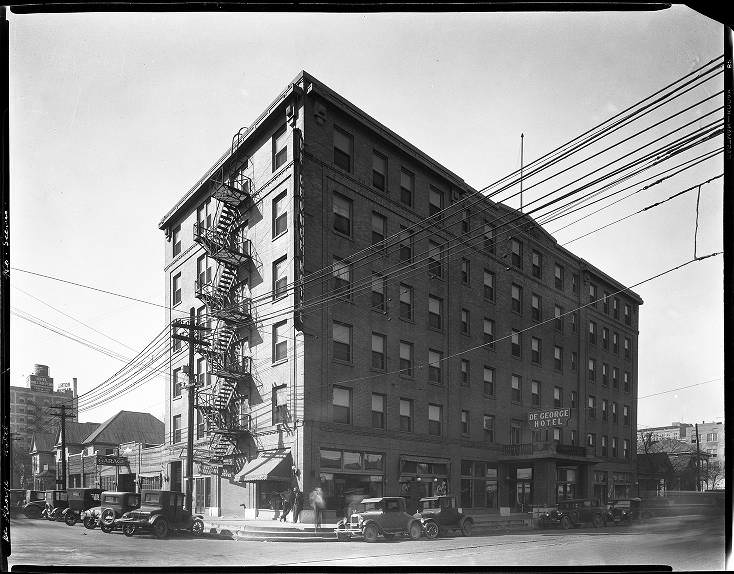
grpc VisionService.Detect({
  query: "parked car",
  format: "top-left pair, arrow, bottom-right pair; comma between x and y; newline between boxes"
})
538,498 -> 608,529
21,490 -> 46,519
83,491 -> 141,532
112,490 -> 205,539
335,496 -> 423,542
62,488 -> 103,526
606,497 -> 643,525
414,495 -> 474,538
43,490 -> 69,521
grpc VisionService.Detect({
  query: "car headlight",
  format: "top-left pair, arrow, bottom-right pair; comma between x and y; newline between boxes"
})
121,512 -> 130,519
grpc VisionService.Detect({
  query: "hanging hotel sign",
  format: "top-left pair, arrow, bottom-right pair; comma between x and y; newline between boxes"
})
96,455 -> 128,466
527,408 -> 571,429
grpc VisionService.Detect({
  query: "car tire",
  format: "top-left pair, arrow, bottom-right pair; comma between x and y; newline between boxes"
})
83,516 -> 96,529
408,521 -> 422,540
101,508 -> 115,526
64,512 -> 77,527
152,518 -> 169,539
592,514 -> 602,528
100,522 -> 114,534
461,519 -> 474,537
363,523 -> 379,543
560,516 -> 571,530
122,524 -> 136,537
191,519 -> 204,537
424,521 -> 440,539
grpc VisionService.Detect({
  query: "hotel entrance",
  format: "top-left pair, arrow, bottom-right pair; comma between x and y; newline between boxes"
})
514,467 -> 533,512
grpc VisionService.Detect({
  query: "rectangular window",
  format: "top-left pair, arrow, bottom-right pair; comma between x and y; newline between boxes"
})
587,433 -> 596,448
612,437 -> 618,457
511,238 -> 523,269
428,241 -> 443,277
613,298 -> 620,320
429,186 -> 444,219
511,330 -> 522,359
460,359 -> 471,386
602,327 -> 609,349
399,226 -> 412,262
197,198 -> 212,230
273,125 -> 288,170
462,209 -> 471,233
372,151 -> 387,191
624,372 -> 631,393
483,367 -> 495,397
272,385 -> 288,425
428,295 -> 442,330
196,254 -> 212,290
511,283 -> 523,313
400,169 -> 414,207
554,264 -> 564,290
612,367 -> 619,389
371,332 -> 386,370
624,337 -> 631,360
601,435 -> 608,456
588,358 -> 596,383
173,368 -> 182,398
589,283 -> 598,306
572,273 -> 579,294
623,439 -> 630,460
602,363 -> 609,386
483,415 -> 495,441
602,399 -> 608,421
333,257 -> 352,299
613,332 -> 619,354
333,387 -> 352,424
461,258 -> 471,284
371,212 -> 386,246
400,399 -> 413,432
531,337 -> 542,364
172,273 -> 182,306
273,321 -> 288,362
400,341 -> 414,376
484,221 -> 495,254
273,192 -> 288,237
588,395 -> 596,419
531,294 -> 542,321
483,318 -> 495,350
428,350 -> 443,384
511,374 -> 522,403
531,381 -> 541,406
399,284 -> 413,320
196,356 -> 208,386
333,193 -> 352,237
570,391 -> 577,409
273,256 -> 288,299
333,322 -> 352,362
571,312 -> 577,332
428,404 -> 442,436
333,126 -> 353,172
173,415 -> 182,443
553,386 -> 562,408
461,308 -> 470,334
371,273 -> 386,311
532,251 -> 542,279
612,402 -> 618,424
554,305 -> 564,332
624,304 -> 631,326
571,351 -> 577,371
510,419 -> 523,444
589,321 -> 597,344
603,292 -> 610,315
371,394 -> 385,429
484,270 -> 495,301
172,225 -> 181,257
461,410 -> 470,435
554,346 -> 563,371
623,405 -> 630,426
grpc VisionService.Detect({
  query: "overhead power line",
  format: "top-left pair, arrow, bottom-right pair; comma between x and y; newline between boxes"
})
638,378 -> 723,399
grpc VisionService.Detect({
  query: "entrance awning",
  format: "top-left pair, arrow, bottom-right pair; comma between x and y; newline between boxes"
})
234,450 -> 292,482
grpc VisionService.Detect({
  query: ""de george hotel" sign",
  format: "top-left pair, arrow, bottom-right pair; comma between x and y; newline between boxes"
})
527,408 -> 571,429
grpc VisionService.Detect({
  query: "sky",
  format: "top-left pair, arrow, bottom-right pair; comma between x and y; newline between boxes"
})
8,8 -> 724,430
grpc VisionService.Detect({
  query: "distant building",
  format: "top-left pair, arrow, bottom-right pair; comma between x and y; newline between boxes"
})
29,431 -> 57,490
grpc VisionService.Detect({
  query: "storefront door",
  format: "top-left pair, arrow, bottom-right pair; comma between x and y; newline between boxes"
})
515,467 -> 533,512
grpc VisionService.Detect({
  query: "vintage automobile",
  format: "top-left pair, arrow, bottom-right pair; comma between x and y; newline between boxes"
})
20,490 -> 46,519
606,498 -> 643,525
83,491 -> 141,531
112,490 -> 205,539
62,488 -> 103,526
334,496 -> 423,542
43,490 -> 69,521
414,495 -> 474,538
538,498 -> 608,529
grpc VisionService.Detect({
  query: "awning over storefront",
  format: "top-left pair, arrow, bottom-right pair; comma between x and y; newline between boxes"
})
234,450 -> 292,482
138,472 -> 162,478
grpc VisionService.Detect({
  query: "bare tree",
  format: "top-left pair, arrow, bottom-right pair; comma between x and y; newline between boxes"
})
702,460 -> 724,490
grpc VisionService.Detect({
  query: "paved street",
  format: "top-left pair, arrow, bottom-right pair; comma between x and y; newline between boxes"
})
7,515 -> 726,570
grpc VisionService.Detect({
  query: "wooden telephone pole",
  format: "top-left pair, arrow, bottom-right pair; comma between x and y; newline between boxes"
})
171,307 -> 209,512
48,404 -> 67,489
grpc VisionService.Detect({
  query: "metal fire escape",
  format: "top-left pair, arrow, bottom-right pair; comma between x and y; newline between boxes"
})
192,155 -> 257,467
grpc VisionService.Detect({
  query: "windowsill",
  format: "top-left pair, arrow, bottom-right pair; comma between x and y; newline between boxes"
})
271,358 -> 288,367
399,373 -> 414,380
272,231 -> 288,241
272,295 -> 289,302
511,401 -> 522,406
462,281 -> 470,287
428,381 -> 443,387
461,331 -> 470,337
427,326 -> 443,334
372,307 -> 388,314
460,383 -> 470,388
370,367 -> 387,374
332,230 -> 353,241
399,316 -> 414,323
512,354 -> 522,360
484,298 -> 496,304
333,359 -> 354,367
483,394 -> 496,400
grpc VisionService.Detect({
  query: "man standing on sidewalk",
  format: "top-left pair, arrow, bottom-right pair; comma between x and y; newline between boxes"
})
309,487 -> 324,529
292,488 -> 303,523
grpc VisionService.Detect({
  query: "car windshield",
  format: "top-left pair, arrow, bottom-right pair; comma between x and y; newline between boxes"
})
29,492 -> 44,501
362,501 -> 381,511
104,495 -> 119,504
143,493 -> 160,504
419,499 -> 440,511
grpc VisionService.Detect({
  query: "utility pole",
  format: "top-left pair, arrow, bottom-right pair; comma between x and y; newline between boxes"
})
171,307 -> 209,512
695,423 -> 701,492
49,403 -> 67,489
520,133 -> 524,212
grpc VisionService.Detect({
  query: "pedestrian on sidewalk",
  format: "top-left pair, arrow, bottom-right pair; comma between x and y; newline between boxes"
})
309,487 -> 325,529
268,491 -> 281,520
292,488 -> 303,523
280,488 -> 294,522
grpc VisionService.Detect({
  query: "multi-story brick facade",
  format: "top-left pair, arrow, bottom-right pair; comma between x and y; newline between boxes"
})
158,71 -> 642,519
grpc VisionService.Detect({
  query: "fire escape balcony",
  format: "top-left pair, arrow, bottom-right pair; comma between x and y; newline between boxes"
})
208,355 -> 252,381
193,223 -> 253,267
211,176 -> 252,208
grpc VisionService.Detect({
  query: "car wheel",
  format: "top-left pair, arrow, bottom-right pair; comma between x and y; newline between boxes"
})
461,519 -> 474,537
423,520 -> 440,539
592,514 -> 602,528
54,510 -> 65,522
83,516 -> 96,529
191,518 -> 204,537
336,533 -> 350,542
363,523 -> 379,543
152,518 -> 169,539
100,522 -> 114,533
65,512 -> 77,526
408,521 -> 422,540
122,524 -> 136,537
560,516 -> 571,530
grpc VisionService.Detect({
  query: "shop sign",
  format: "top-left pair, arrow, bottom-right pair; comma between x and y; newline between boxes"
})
527,408 -> 571,428
30,376 -> 53,393
221,469 -> 234,479
369,476 -> 382,482
199,464 -> 220,476
96,455 -> 128,466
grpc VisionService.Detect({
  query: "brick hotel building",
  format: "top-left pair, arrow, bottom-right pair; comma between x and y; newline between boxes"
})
158,71 -> 642,519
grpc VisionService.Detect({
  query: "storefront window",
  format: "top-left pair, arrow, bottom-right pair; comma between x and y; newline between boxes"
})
320,449 -> 341,469
364,453 -> 384,472
556,467 -> 577,501
460,460 -> 497,509
343,451 -> 362,471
